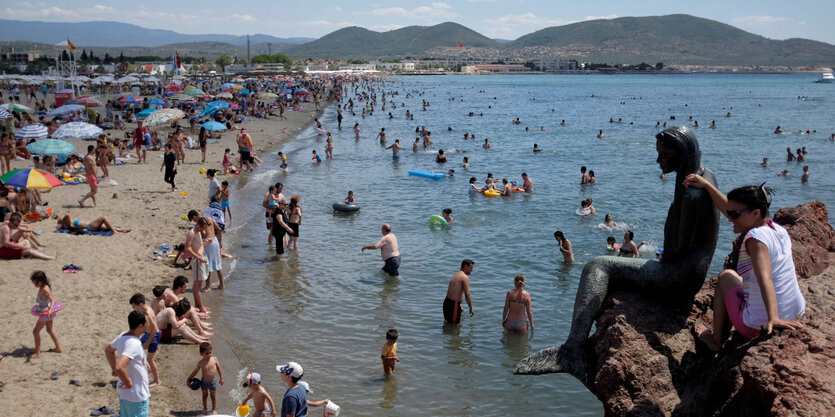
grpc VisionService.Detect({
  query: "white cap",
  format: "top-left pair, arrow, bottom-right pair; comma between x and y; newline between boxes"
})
276,361 -> 303,378
298,381 -> 313,393
243,372 -> 261,387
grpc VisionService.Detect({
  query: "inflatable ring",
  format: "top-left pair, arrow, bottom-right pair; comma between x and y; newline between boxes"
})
430,215 -> 448,226
31,301 -> 63,317
513,188 -> 525,193
576,208 -> 592,216
483,190 -> 501,197
333,202 -> 360,212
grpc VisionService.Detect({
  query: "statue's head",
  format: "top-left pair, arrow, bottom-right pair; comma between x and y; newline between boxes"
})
655,126 -> 701,175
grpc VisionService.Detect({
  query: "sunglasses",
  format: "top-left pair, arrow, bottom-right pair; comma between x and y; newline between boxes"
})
727,208 -> 753,220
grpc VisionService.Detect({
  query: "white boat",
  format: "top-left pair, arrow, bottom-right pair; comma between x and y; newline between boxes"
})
817,72 -> 834,83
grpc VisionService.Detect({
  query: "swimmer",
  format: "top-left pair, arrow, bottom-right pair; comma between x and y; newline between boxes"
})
521,173 -> 533,192
777,170 -> 789,176
597,130 -> 604,138
553,231 -> 574,263
441,208 -> 454,224
801,165 -> 810,182
376,128 -> 386,144
483,139 -> 490,149
560,120 -> 566,126
343,191 -> 355,205
462,157 -> 469,169
760,157 -> 769,167
468,177 -> 482,195
386,140 -> 403,158
786,147 -> 795,161
501,178 -> 513,196
413,138 -> 420,152
774,125 -> 784,134
533,144 -> 542,153
539,126 -> 546,131
606,236 -> 622,251
710,120 -> 716,129
580,166 -> 591,184
311,150 -> 321,162
447,169 -> 454,177
435,149 -> 447,163
603,214 -> 616,228
512,117 -> 522,125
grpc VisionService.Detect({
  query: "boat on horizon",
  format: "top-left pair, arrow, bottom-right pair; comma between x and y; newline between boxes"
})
816,72 -> 834,83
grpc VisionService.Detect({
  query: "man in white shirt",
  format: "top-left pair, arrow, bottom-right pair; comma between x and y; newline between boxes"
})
361,223 -> 401,277
105,310 -> 151,417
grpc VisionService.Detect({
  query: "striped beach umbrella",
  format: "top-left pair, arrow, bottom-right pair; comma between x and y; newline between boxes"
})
0,108 -> 10,120
50,122 -> 103,140
72,96 -> 104,107
0,103 -> 32,112
119,95 -> 142,104
169,93 -> 191,101
26,139 -> 76,156
46,104 -> 86,117
0,169 -> 63,189
14,124 -> 49,139
144,108 -> 184,127
200,121 -> 227,131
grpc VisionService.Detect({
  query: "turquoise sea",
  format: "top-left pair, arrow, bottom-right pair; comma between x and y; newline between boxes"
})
214,74 -> 833,416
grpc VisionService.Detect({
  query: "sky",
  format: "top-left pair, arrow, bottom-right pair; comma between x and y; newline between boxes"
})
2,0 -> 833,44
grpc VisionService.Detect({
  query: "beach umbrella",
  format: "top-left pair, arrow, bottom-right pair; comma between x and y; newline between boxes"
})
259,92 -> 278,99
232,85 -> 244,90
0,169 -> 63,189
148,98 -> 166,105
72,96 -> 104,107
137,108 -> 157,118
0,108 -> 10,120
294,88 -> 309,95
198,106 -> 221,119
201,121 -> 227,131
116,76 -> 139,83
119,95 -> 142,104
185,88 -> 206,96
164,83 -> 182,93
239,89 -> 250,95
50,122 -> 103,139
1,103 -> 32,112
46,104 -> 85,117
14,124 -> 49,139
169,93 -> 191,101
219,83 -> 235,90
277,89 -> 292,94
207,100 -> 229,109
144,108 -> 184,127
215,92 -> 233,99
26,139 -> 76,156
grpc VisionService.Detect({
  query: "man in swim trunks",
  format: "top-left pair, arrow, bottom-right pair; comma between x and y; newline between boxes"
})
79,145 -> 98,207
444,259 -> 474,324
0,212 -> 55,260
361,223 -> 400,277
130,293 -> 162,387
521,172 -> 533,192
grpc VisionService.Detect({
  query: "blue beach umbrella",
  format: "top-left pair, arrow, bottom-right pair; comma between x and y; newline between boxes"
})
46,104 -> 85,117
148,98 -> 166,105
137,108 -> 156,118
207,100 -> 230,109
239,89 -> 251,95
278,89 -> 292,94
220,83 -> 235,90
198,106 -> 221,119
201,121 -> 227,131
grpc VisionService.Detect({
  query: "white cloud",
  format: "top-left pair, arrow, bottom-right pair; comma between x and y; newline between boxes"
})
358,3 -> 455,20
732,15 -> 789,25
369,24 -> 405,32
367,7 -> 408,17
231,14 -> 256,22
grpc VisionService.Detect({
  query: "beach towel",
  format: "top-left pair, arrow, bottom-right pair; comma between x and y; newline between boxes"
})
55,228 -> 114,236
60,178 -> 84,185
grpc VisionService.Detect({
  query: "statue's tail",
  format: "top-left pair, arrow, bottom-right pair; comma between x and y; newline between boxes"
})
515,344 -> 590,385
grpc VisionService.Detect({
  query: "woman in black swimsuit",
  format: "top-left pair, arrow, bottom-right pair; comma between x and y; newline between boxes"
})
198,126 -> 209,164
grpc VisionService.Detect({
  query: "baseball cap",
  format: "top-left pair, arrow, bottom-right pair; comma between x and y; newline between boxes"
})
242,372 -> 261,387
276,361 -> 303,378
655,248 -> 664,255
298,381 -> 313,393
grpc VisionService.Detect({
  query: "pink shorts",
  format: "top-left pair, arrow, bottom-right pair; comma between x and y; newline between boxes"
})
724,286 -> 761,340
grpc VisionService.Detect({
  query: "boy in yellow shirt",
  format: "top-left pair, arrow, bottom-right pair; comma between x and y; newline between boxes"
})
381,329 -> 400,375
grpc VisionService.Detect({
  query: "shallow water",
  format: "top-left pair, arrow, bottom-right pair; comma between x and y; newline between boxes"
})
213,74 -> 833,415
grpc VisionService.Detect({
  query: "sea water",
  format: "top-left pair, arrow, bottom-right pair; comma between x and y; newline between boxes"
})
213,74 -> 833,416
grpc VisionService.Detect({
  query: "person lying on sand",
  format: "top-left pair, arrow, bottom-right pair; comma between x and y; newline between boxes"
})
56,214 -> 131,233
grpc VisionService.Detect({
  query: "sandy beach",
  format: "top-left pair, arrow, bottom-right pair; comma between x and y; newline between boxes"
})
0,94 -> 326,416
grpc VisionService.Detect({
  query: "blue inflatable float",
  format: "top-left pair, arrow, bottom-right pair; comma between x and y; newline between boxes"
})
408,170 -> 446,179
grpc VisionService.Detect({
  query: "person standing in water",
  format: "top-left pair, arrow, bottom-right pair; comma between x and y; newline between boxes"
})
361,224 -> 401,277
502,274 -> 534,333
444,259 -> 475,324
386,140 -> 403,158
554,231 -> 574,263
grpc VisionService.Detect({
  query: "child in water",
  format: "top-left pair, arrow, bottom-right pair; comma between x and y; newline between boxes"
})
278,151 -> 288,169
381,329 -> 400,375
343,191 -> 355,205
30,271 -> 62,358
312,150 -> 321,162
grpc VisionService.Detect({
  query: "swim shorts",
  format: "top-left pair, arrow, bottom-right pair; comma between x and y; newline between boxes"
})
725,285 -> 761,340
443,296 -> 463,324
86,173 -> 99,188
0,244 -> 23,260
193,258 -> 209,282
201,378 -> 217,391
382,255 -> 400,277
140,331 -> 162,353
288,222 -> 299,237
160,324 -> 173,341
119,398 -> 148,417
221,200 -> 231,209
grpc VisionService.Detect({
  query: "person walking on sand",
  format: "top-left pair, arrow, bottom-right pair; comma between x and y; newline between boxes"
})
29,271 -> 62,358
185,217 -> 210,314
133,121 -> 148,163
105,310 -> 151,417
444,259 -> 474,324
161,143 -> 177,191
237,128 -> 254,172
361,223 -> 401,277
79,145 -> 98,207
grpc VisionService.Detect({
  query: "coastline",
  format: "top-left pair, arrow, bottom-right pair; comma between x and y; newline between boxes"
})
0,94 -> 328,416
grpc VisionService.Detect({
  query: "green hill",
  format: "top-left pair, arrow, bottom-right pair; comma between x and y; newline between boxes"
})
508,14 -> 835,66
284,22 -> 499,59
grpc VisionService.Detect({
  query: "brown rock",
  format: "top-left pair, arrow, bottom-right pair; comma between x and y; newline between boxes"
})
583,202 -> 835,416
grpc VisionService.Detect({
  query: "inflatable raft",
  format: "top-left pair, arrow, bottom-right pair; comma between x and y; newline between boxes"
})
408,170 -> 445,179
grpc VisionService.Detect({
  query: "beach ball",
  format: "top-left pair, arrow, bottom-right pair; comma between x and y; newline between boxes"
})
188,378 -> 201,390
236,405 -> 250,416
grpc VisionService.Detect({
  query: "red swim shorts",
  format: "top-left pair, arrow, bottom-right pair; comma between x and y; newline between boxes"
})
86,173 -> 99,188
0,244 -> 23,259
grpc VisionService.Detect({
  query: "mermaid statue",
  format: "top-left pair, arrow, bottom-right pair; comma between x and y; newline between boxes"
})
516,126 -> 720,385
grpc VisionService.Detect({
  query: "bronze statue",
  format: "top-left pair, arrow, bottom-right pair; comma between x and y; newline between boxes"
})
516,126 -> 720,384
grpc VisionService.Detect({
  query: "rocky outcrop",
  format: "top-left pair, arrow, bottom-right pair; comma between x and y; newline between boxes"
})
583,202 -> 835,416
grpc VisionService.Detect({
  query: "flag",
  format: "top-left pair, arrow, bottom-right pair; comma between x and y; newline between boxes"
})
457,41 -> 463,48
172,51 -> 182,74
67,38 -> 76,51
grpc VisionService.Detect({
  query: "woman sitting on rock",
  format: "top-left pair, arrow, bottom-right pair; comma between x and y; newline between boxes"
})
682,178 -> 806,351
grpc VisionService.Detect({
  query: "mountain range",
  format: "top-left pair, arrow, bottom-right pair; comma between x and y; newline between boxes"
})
2,15 -> 834,66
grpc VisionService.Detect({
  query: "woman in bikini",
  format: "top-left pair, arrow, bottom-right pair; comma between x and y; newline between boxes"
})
618,230 -> 640,258
502,274 -> 534,334
0,133 -> 13,174
57,214 -> 131,233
